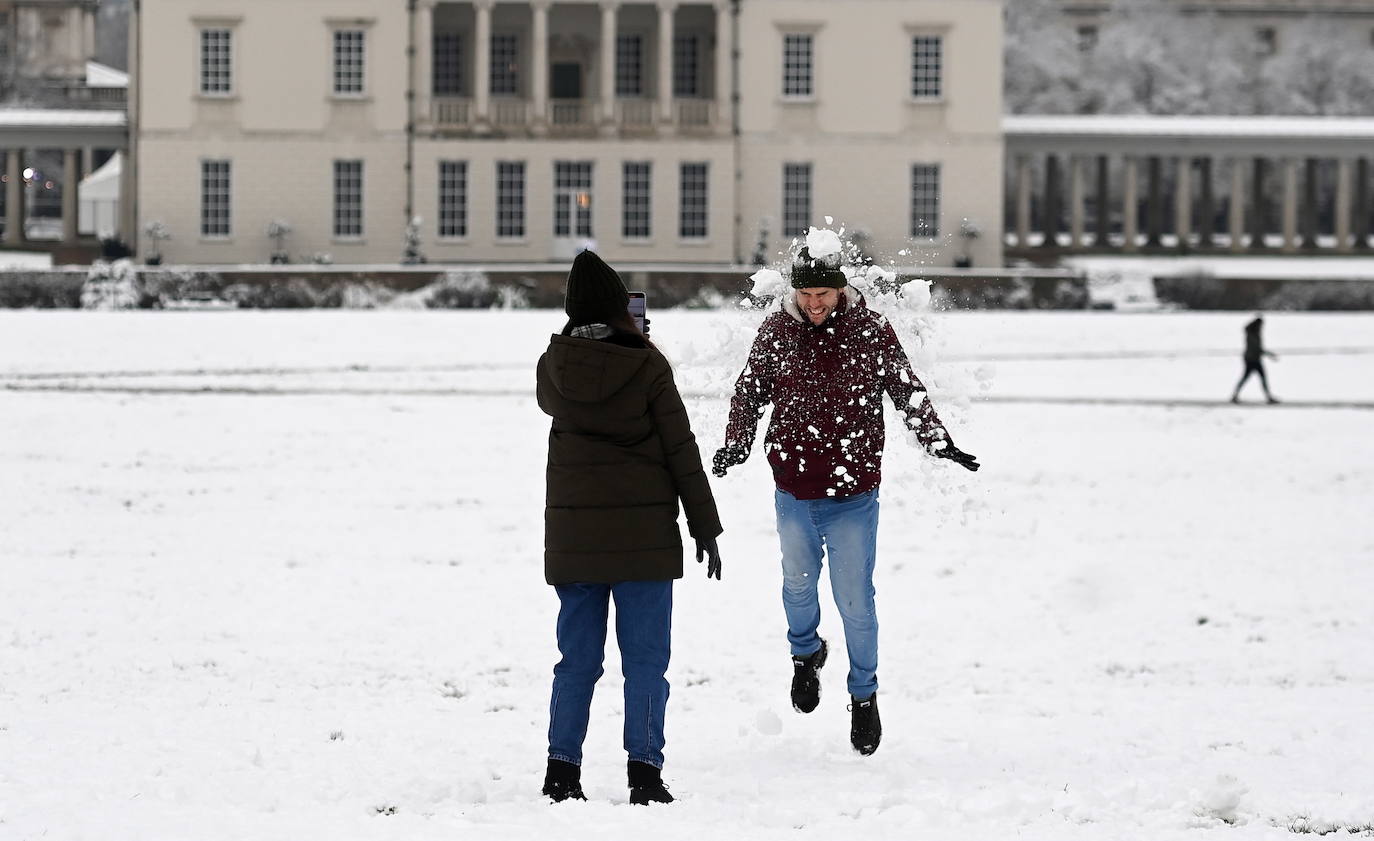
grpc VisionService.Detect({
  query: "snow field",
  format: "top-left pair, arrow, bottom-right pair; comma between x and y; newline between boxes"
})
2,309 -> 1373,840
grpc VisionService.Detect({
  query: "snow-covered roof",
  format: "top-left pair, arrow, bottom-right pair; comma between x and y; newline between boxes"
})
1005,115 -> 1374,140
85,61 -> 129,89
1005,114 -> 1374,156
0,108 -> 126,128
0,108 -> 127,146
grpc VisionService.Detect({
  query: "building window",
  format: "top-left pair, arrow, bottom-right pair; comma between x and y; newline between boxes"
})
434,32 -> 463,95
438,160 -> 468,239
674,34 -> 700,97
1256,26 -> 1278,55
200,160 -> 231,238
333,29 -> 366,95
554,161 -> 594,239
910,35 -> 942,100
910,164 -> 941,239
199,28 -> 233,95
679,162 -> 708,239
333,160 -> 364,239
497,161 -> 526,239
782,33 -> 813,98
782,163 -> 811,238
491,33 -> 520,95
623,161 -> 652,239
616,34 -> 644,97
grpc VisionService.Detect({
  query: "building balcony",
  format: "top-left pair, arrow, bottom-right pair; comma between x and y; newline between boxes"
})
430,96 -> 721,137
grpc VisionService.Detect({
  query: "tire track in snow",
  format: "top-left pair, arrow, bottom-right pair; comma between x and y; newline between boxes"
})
5,381 -> 1374,410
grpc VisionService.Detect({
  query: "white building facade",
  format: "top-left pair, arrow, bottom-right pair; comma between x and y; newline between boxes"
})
133,0 -> 1004,267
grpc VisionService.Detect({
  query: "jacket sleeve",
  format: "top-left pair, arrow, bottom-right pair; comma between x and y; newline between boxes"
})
648,357 -> 724,541
722,319 -> 779,456
878,319 -> 950,449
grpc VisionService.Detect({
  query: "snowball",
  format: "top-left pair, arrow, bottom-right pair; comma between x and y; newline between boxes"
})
805,227 -> 843,259
901,278 -> 932,310
1196,774 -> 1247,824
754,709 -> 783,735
749,268 -> 787,298
824,215 -> 834,225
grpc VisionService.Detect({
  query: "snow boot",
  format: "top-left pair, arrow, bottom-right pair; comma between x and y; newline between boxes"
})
542,758 -> 586,803
849,692 -> 881,756
790,639 -> 828,713
628,761 -> 674,805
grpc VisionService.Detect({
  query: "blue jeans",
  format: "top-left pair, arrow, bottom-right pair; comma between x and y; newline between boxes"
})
775,488 -> 880,698
548,580 -> 673,769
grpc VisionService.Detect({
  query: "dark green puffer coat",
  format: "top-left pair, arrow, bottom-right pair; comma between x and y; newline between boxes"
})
537,334 -> 722,585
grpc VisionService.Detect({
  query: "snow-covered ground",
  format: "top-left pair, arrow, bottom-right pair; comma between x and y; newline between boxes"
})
2,309 -> 1372,841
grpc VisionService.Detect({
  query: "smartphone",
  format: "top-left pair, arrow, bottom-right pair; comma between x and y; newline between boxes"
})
628,291 -> 647,334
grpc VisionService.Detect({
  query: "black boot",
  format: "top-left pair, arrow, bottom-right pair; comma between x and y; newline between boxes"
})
627,760 -> 674,805
541,758 -> 586,803
790,639 -> 828,713
849,692 -> 881,756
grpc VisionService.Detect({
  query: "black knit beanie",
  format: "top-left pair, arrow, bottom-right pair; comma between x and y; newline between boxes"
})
789,247 -> 848,289
564,250 -> 630,322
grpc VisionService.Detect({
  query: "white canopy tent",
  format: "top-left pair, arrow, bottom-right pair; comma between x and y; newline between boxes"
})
78,151 -> 121,239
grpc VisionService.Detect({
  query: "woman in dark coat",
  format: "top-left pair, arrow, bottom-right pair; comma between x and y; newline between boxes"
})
535,250 -> 723,805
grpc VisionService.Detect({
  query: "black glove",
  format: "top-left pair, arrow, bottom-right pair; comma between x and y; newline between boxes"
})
712,446 -> 747,478
695,537 -> 722,580
931,441 -> 980,472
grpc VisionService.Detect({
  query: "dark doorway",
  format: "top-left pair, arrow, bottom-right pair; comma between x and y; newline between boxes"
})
551,63 -> 582,99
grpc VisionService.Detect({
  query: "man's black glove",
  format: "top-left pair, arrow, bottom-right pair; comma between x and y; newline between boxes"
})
712,446 -> 747,478
695,537 -> 722,580
930,441 -> 980,472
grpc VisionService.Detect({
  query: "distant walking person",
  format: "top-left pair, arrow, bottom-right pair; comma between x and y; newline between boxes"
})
1230,315 -> 1279,404
536,250 -> 723,806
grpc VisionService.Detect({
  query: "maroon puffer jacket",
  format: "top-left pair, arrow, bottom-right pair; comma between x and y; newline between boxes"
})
723,289 -> 949,500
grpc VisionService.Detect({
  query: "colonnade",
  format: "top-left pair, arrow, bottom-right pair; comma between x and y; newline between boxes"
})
1009,152 -> 1374,254
1,147 -> 93,246
413,0 -> 732,134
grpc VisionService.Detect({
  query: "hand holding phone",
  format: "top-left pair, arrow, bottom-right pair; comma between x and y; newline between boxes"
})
628,291 -> 648,335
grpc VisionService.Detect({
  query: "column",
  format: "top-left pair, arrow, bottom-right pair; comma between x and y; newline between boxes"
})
1041,154 -> 1061,249
474,0 -> 493,126
1336,157 -> 1354,254
532,0 -> 550,132
84,6 -> 97,61
1249,158 -> 1266,250
1069,156 -> 1085,249
415,0 -> 436,129
1356,158 -> 1371,250
1301,157 -> 1318,250
714,0 -> 731,136
1281,157 -> 1298,254
1014,155 -> 1031,248
1229,158 -> 1246,254
1174,156 -> 1192,252
600,1 -> 618,127
1094,155 -> 1110,247
1145,156 -> 1163,247
1122,156 -> 1139,253
69,7 -> 84,70
4,149 -> 23,245
1198,157 -> 1215,247
62,148 -> 79,242
657,1 -> 676,125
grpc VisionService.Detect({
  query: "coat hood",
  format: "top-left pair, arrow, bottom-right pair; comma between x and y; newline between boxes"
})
542,334 -> 652,403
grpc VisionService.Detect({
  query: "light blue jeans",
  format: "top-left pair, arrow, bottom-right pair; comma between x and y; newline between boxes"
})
774,487 -> 880,698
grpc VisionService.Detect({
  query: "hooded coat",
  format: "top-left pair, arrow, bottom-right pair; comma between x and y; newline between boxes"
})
723,286 -> 950,500
537,334 -> 722,585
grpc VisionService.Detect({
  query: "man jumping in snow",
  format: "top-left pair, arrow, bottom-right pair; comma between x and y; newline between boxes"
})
711,246 -> 978,756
